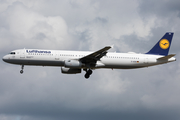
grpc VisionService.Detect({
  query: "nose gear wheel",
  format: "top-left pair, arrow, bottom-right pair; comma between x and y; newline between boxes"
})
20,65 -> 24,74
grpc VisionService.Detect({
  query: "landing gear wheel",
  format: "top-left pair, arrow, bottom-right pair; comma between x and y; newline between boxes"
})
87,69 -> 92,75
20,65 -> 24,74
85,73 -> 90,79
84,69 -> 93,79
20,70 -> 23,74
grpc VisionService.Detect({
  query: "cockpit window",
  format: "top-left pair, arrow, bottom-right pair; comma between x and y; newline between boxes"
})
10,52 -> 16,54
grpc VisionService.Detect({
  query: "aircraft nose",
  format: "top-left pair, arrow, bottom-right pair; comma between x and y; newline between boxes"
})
2,55 -> 8,62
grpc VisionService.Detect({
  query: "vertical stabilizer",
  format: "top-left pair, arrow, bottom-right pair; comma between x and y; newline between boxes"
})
146,32 -> 174,56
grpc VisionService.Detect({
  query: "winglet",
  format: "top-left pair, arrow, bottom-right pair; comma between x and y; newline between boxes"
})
111,45 -> 114,49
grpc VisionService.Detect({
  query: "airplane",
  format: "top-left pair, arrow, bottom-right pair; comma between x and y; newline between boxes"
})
2,32 -> 176,79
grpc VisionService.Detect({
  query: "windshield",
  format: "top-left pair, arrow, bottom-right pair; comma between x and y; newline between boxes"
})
9,52 -> 15,54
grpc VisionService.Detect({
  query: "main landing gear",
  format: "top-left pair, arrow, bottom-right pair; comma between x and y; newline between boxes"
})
84,69 -> 93,79
20,65 -> 24,74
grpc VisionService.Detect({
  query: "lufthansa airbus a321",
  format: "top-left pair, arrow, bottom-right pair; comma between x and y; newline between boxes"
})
2,32 -> 176,79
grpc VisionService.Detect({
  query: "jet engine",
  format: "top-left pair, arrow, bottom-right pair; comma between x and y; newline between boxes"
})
61,67 -> 81,74
64,60 -> 82,68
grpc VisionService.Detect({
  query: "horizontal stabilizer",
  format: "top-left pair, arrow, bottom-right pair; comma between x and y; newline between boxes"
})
157,54 -> 176,60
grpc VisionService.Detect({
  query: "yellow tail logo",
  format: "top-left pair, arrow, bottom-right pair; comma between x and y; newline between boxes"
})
159,39 -> 169,49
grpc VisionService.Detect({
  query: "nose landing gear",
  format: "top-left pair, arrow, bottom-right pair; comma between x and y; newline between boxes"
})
84,69 -> 93,79
20,65 -> 24,74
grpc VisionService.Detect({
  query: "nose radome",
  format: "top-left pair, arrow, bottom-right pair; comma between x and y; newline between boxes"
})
2,56 -> 5,61
2,55 -> 7,62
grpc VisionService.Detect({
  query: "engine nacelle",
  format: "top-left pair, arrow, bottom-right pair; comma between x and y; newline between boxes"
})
64,60 -> 82,68
61,67 -> 81,74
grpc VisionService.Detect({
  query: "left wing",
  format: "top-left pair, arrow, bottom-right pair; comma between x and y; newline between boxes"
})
79,46 -> 111,64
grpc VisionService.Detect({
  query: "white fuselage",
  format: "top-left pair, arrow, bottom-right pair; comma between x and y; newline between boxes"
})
2,49 -> 176,69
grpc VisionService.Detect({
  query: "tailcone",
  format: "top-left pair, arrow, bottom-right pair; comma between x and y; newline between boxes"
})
168,57 -> 176,62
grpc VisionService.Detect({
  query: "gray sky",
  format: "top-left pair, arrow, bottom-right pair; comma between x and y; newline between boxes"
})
0,0 -> 180,120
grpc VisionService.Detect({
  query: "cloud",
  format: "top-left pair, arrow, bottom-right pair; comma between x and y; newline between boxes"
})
0,1 -> 73,52
0,0 -> 180,120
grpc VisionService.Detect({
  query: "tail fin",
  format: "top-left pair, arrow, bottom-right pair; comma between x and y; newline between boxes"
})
146,32 -> 174,56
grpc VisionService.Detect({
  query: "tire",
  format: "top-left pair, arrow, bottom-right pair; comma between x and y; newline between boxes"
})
87,69 -> 92,75
84,73 -> 90,79
20,70 -> 23,74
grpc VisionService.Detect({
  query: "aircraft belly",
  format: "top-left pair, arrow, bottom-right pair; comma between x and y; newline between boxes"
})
5,59 -> 64,66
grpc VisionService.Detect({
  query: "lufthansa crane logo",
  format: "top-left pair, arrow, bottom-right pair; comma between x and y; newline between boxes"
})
159,39 -> 169,49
